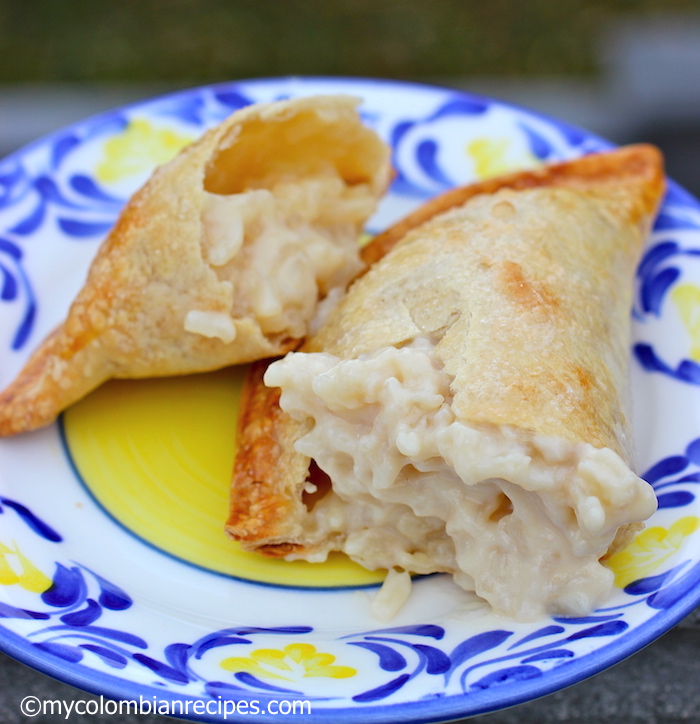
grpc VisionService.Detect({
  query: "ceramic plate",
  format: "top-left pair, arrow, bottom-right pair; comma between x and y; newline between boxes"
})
1,77 -> 700,723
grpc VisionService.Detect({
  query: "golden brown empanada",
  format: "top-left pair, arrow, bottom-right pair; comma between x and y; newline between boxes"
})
227,145 -> 664,620
0,95 -> 391,435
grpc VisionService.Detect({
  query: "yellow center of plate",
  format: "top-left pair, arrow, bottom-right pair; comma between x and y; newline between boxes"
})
62,368 -> 383,588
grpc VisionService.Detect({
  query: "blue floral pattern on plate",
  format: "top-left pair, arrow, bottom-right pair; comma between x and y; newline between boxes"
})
0,77 -> 699,723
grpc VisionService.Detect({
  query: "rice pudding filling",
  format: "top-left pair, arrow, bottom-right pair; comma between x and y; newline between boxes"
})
190,165 -> 370,344
266,337 -> 657,621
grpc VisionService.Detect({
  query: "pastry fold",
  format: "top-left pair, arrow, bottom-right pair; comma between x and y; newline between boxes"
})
227,145 -> 664,620
0,95 -> 391,435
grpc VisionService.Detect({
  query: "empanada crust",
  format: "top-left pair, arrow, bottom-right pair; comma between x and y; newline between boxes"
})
227,144 -> 664,556
0,95 -> 390,435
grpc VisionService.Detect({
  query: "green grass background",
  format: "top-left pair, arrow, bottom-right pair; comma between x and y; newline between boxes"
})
1,0 -> 698,83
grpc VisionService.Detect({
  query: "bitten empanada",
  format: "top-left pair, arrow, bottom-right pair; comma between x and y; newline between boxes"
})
227,145 -> 664,620
0,95 -> 391,435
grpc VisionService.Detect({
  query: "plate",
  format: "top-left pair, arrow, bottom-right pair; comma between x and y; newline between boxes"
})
1,77 -> 700,723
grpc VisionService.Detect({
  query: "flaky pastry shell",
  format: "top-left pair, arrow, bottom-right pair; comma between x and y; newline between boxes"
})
227,145 -> 665,619
0,95 -> 391,435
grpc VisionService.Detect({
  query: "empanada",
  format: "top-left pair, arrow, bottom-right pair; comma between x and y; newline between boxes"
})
227,145 -> 664,620
0,95 -> 391,435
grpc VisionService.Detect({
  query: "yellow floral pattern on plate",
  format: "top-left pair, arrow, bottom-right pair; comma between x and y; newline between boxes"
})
221,643 -> 357,681
672,283 -> 700,361
467,137 -> 541,180
0,540 -> 52,593
96,119 -> 194,183
606,516 -> 700,589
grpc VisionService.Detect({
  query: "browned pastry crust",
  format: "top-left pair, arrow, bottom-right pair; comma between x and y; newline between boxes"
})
0,95 -> 391,435
361,143 -> 664,268
229,357 -> 308,555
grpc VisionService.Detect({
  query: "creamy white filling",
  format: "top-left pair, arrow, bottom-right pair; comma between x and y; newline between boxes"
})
183,310 -> 237,343
371,569 -> 413,622
192,167 -> 370,342
265,338 -> 658,621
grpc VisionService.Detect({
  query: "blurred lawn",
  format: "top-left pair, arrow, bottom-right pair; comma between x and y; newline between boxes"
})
1,0 -> 698,83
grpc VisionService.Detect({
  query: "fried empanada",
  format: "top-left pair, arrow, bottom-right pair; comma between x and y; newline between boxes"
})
0,95 -> 391,435
227,145 -> 664,620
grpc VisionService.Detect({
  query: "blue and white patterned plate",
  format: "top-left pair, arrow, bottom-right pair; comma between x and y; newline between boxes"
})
1,77 -> 700,723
